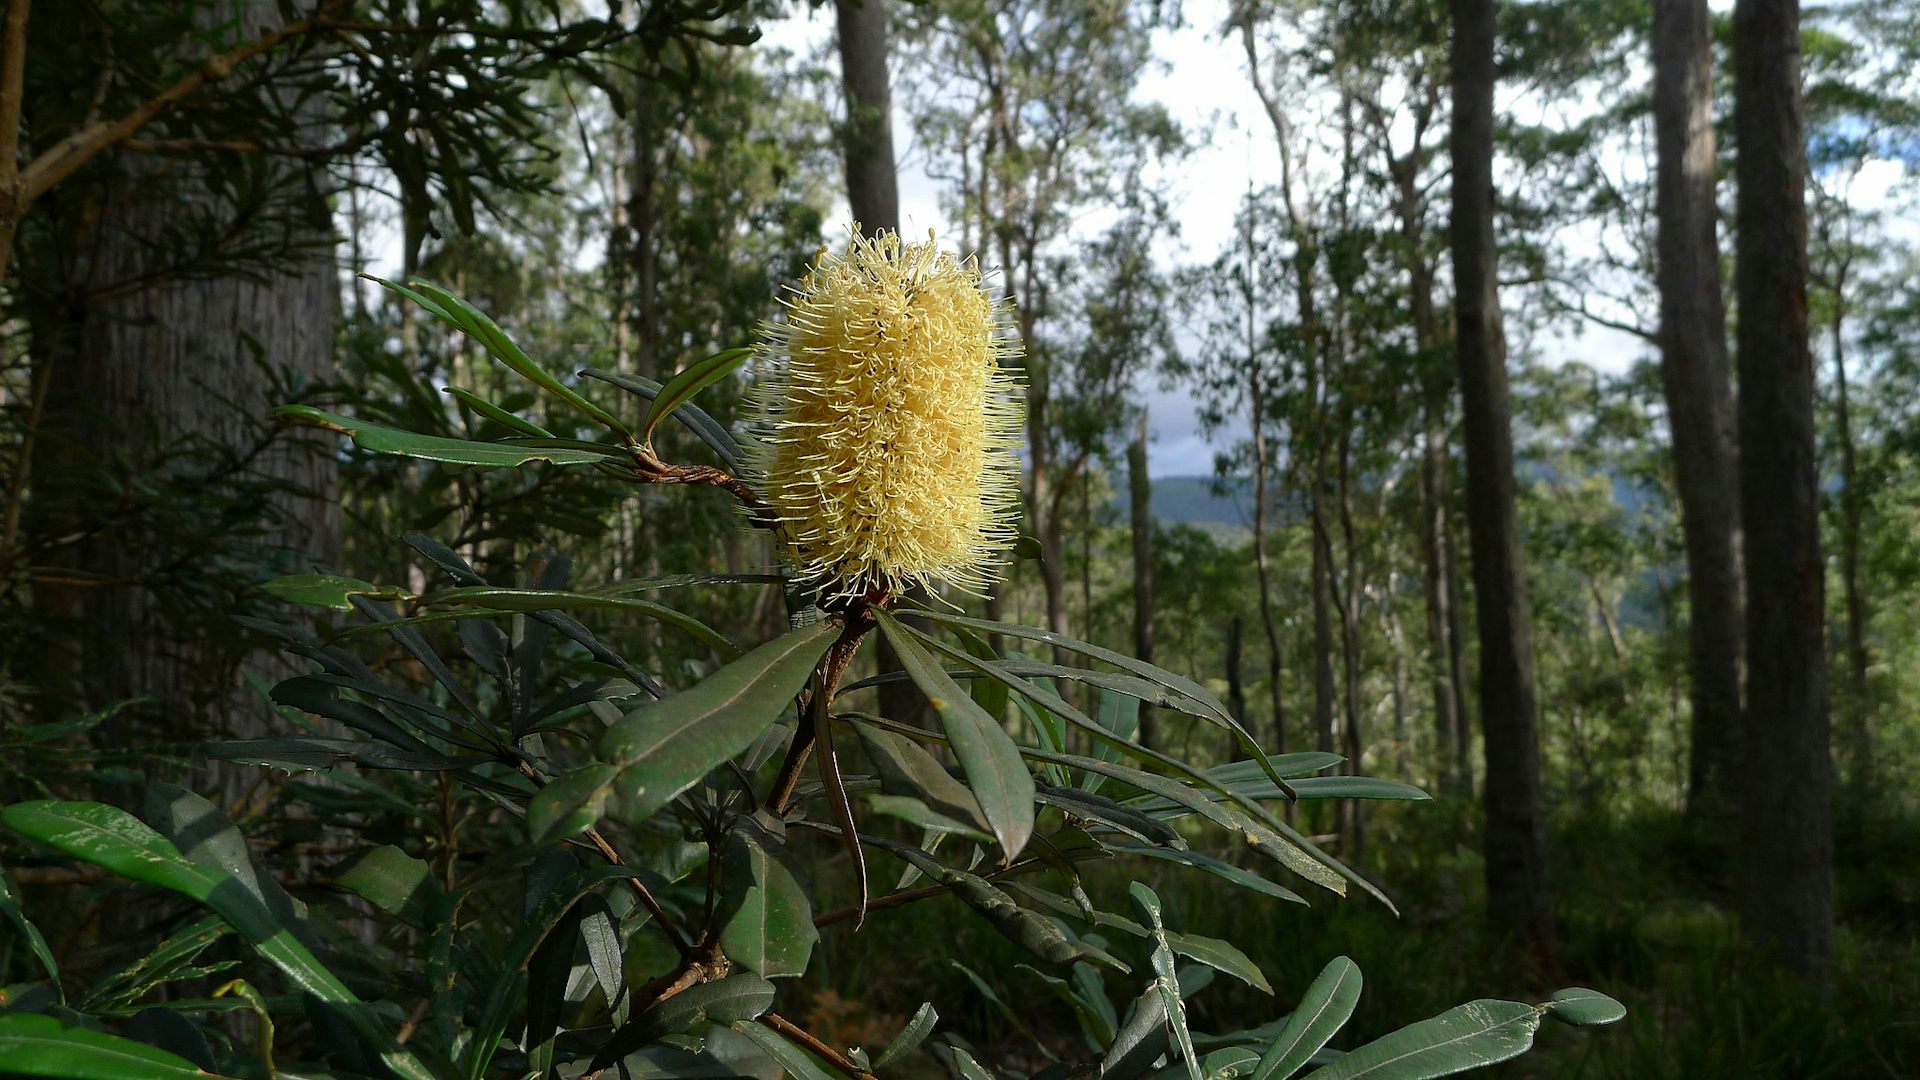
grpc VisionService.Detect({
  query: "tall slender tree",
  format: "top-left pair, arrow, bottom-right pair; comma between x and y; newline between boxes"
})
1448,0 -> 1555,952
836,0 -> 900,235
1732,0 -> 1833,978
1652,0 -> 1745,818
1128,412 -> 1157,747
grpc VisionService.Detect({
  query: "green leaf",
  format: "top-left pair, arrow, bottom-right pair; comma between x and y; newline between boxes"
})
903,609 -> 1235,730
849,719 -> 991,833
580,368 -> 742,468
883,846 -> 1123,973
1032,783 -> 1185,848
1107,845 -> 1307,906
875,610 -> 1034,859
0,802 -> 433,1080
642,347 -> 754,444
205,736 -> 480,773
1544,987 -> 1626,1027
405,279 -> 632,437
0,871 -> 59,1000
1166,931 -> 1272,995
1027,749 -> 1345,896
262,573 -> 416,611
276,405 -> 615,468
897,639 -> 1372,904
1299,1000 -> 1544,1080
334,846 -> 445,930
865,794 -> 994,842
445,385 -> 555,437
718,832 -> 819,978
1253,957 -> 1362,1080
1200,1046 -> 1264,1080
527,764 -> 618,845
598,621 -> 840,824
1085,689 -> 1143,794
729,1020 -> 839,1080
423,586 -> 739,658
0,1013 -> 234,1079
464,863 -> 647,1079
1129,777 -> 1430,822
1131,883 -> 1202,1080
590,975 -> 777,1070
873,1002 -> 939,1069
1103,985 -> 1170,1080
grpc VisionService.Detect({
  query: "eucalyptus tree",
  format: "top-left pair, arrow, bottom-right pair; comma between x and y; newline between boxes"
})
1653,0 -> 1744,817
1449,0 -> 1555,953
1732,0 -> 1833,979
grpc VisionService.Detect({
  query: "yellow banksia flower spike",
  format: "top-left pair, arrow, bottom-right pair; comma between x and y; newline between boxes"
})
745,227 -> 1024,602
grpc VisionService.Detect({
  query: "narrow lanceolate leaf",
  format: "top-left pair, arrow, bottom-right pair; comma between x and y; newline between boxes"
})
1130,883 -> 1202,1080
590,975 -> 777,1071
850,719 -> 992,833
423,586 -> 740,657
1107,844 -> 1308,906
0,871 -> 60,999
1166,931 -> 1272,995
262,573 -> 416,610
580,368 -> 742,468
464,864 -> 645,1080
730,1020 -> 841,1080
1299,1000 -> 1544,1080
526,764 -> 618,845
0,1013 -> 235,1080
1544,987 -> 1626,1027
598,621 -> 839,824
405,278 -> 632,438
642,346 -> 754,444
718,832 -> 819,978
1253,957 -> 1362,1080
444,385 -> 554,437
876,610 -> 1034,859
0,802 -> 433,1080
276,405 -> 615,467
874,1003 -> 939,1069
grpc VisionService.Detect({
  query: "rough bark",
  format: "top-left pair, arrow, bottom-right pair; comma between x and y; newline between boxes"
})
35,0 -> 337,799
1128,412 -> 1157,747
1732,0 -> 1833,979
1448,0 -> 1554,951
1652,0 -> 1746,818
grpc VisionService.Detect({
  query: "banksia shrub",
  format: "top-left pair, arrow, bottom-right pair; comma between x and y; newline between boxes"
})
745,228 -> 1024,602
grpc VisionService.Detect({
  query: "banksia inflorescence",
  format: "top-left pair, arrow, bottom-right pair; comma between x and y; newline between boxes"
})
745,228 -> 1023,602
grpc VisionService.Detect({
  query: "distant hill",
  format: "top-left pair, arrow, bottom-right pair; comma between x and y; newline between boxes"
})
1107,474 -> 1265,543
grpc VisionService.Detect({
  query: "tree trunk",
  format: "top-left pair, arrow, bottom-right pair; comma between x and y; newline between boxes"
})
1448,0 -> 1554,953
1128,412 -> 1157,747
1310,465 -> 1338,758
36,2 -> 336,801
1831,292 -> 1869,786
1251,377 -> 1288,754
1732,0 -> 1833,978
1653,0 -> 1746,819
1816,225 -> 1870,787
835,0 -> 900,237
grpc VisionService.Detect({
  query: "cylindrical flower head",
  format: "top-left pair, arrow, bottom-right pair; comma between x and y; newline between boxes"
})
746,229 -> 1024,601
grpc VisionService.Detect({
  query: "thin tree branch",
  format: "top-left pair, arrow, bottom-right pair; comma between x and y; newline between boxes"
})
762,1013 -> 877,1080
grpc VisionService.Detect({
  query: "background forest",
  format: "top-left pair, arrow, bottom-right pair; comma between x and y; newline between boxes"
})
0,0 -> 1915,1077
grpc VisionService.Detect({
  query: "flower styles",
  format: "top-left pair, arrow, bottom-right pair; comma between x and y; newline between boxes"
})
744,228 -> 1024,601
